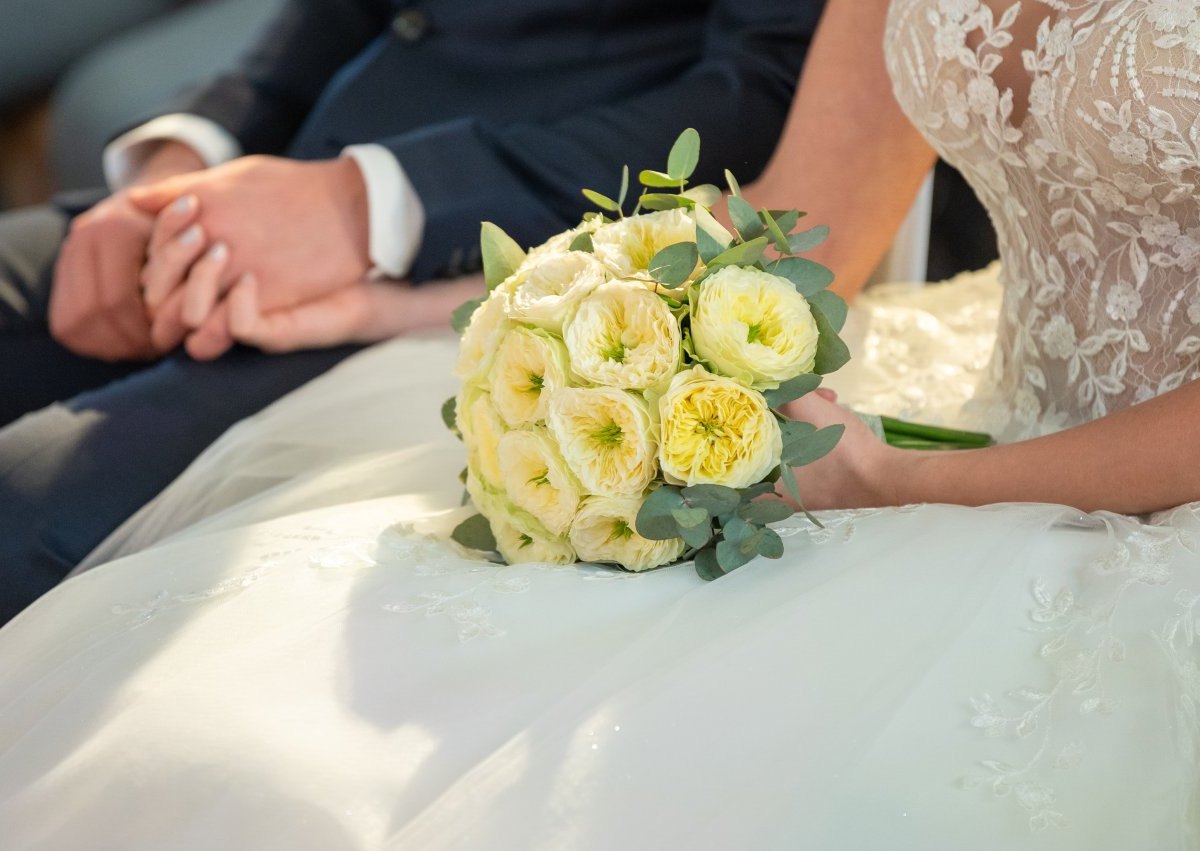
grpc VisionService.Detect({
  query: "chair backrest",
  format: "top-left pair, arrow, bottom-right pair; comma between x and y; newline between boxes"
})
867,171 -> 933,286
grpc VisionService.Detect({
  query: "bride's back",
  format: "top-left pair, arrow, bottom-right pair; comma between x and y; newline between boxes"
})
887,0 -> 1200,439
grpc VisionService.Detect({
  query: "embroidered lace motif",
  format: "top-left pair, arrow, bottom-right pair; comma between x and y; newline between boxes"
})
886,0 -> 1200,440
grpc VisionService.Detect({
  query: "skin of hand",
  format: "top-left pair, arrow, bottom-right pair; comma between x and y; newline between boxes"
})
127,154 -> 371,360
763,0 -> 1200,515
47,141 -> 206,362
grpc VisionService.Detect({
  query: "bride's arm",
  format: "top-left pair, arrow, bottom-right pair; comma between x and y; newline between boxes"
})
787,385 -> 1200,515
744,0 -> 936,301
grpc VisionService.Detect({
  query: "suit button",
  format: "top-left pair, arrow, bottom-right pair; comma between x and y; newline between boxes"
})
392,8 -> 428,42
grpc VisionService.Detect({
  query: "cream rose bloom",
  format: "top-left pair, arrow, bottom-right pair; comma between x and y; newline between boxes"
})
564,282 -> 681,390
489,327 -> 572,427
505,250 -> 608,332
524,217 -> 603,264
592,209 -> 698,279
691,266 -> 819,389
466,472 -> 575,566
546,386 -> 658,498
570,495 -> 686,571
498,428 -> 582,537
658,366 -> 782,488
454,291 -> 512,384
457,385 -> 507,488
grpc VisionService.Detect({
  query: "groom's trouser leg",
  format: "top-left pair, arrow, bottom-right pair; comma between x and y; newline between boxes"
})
0,204 -> 363,624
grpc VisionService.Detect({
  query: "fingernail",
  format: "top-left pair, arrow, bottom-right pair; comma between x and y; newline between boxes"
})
208,242 -> 228,261
173,194 -> 197,214
181,224 -> 202,246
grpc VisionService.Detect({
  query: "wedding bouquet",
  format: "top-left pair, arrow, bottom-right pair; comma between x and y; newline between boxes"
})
446,130 -> 989,580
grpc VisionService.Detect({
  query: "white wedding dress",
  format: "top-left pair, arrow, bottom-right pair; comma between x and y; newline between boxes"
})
4,1 -> 1200,848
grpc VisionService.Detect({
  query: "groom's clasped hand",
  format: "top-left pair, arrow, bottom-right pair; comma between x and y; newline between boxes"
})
54,147 -> 412,365
133,152 -> 409,360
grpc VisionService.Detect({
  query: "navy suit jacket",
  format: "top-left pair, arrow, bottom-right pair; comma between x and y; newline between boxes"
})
176,0 -> 825,281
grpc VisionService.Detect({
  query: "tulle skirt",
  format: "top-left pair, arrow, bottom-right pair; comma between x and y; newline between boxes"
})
2,269 -> 1198,849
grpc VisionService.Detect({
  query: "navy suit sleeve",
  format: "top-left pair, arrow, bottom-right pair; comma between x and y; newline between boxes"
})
177,0 -> 391,155
384,0 -> 824,282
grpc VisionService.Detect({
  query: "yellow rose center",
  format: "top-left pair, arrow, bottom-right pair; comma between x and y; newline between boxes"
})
527,373 -> 544,394
607,519 -> 635,543
593,422 -> 624,447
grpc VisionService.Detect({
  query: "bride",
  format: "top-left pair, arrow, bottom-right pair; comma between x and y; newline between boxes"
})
3,0 -> 1199,847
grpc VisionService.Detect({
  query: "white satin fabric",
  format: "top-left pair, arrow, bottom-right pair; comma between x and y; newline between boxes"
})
3,271 -> 1198,850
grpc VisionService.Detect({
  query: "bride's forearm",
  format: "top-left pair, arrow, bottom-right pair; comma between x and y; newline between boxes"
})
744,0 -> 936,301
894,381 -> 1200,513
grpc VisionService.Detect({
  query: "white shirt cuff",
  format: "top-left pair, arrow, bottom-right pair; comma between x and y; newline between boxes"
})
103,114 -> 242,190
343,143 -> 425,279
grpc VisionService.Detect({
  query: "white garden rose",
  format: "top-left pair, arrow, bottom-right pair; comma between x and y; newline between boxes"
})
523,217 -> 604,264
570,495 -> 686,571
454,291 -> 512,384
498,428 -> 582,537
466,471 -> 576,566
658,366 -> 782,488
489,327 -> 572,427
691,265 -> 819,389
457,385 -> 506,488
592,209 -> 698,279
546,386 -> 658,498
564,281 -> 681,390
505,250 -> 608,332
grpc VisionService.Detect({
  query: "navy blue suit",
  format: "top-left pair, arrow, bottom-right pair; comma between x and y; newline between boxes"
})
0,0 -> 823,622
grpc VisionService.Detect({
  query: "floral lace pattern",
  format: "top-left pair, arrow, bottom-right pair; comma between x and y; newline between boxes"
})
887,0 -> 1200,439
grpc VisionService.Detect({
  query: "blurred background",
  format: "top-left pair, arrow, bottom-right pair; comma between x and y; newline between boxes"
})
0,0 -> 996,280
0,0 -> 281,205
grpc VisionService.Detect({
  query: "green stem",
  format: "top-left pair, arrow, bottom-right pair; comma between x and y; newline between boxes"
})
879,415 -> 994,448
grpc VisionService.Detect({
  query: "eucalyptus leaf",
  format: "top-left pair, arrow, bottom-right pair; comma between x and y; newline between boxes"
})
569,231 -> 594,253
679,520 -> 713,549
639,169 -> 686,189
640,193 -> 694,211
441,396 -> 459,436
779,463 -> 802,505
788,225 -> 830,253
728,195 -> 765,241
582,188 -> 620,212
618,164 -> 630,209
451,297 -> 485,335
724,168 -> 743,197
667,127 -> 701,181
769,209 -> 802,235
767,257 -> 835,297
738,498 -> 794,525
696,225 -> 728,264
783,424 -> 846,467
715,539 -> 757,571
451,514 -> 497,552
671,505 -> 709,529
694,547 -> 725,581
807,289 -> 848,333
681,484 -> 741,517
763,373 -> 823,409
759,209 -> 792,253
738,482 -> 778,502
810,302 -> 852,374
721,515 -> 757,545
635,486 -> 686,540
683,184 -> 722,209
756,527 -> 785,559
650,242 -> 699,288
480,222 -> 525,290
707,236 -> 768,270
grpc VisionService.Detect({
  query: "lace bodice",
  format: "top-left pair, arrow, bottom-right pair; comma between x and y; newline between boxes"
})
886,0 -> 1200,438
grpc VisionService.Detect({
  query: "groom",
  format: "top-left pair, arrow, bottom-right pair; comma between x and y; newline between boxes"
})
0,0 -> 824,622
